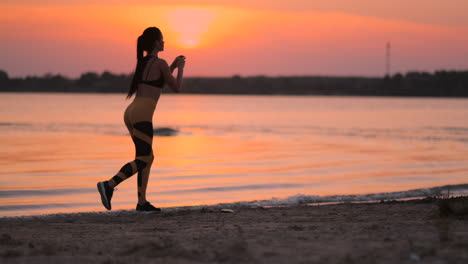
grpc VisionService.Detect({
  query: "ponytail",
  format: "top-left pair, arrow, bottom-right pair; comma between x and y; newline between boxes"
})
136,35 -> 144,61
126,27 -> 162,100
127,36 -> 144,99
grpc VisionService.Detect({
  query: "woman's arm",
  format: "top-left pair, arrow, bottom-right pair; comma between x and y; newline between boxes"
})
170,62 -> 177,73
160,60 -> 183,93
169,56 -> 184,73
176,68 -> 184,93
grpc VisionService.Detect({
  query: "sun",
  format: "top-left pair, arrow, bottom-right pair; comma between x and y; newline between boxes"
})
165,7 -> 216,49
180,38 -> 199,48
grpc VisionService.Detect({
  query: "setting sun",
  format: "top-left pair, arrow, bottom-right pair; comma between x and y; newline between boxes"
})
165,7 -> 216,48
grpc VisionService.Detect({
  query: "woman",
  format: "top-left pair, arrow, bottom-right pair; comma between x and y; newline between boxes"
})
97,27 -> 186,212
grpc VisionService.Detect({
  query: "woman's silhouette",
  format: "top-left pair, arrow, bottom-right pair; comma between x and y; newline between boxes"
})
97,27 -> 186,211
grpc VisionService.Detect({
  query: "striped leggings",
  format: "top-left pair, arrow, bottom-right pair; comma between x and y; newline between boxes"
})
109,96 -> 156,200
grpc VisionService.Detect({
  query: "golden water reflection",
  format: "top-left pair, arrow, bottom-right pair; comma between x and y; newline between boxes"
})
1,94 -> 468,216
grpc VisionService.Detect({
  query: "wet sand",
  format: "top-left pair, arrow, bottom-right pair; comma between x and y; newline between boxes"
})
1,200 -> 467,263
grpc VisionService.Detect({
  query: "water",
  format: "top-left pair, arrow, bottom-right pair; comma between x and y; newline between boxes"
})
0,92 -> 467,217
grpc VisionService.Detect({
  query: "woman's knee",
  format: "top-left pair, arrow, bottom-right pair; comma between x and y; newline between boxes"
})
146,153 -> 154,167
134,159 -> 147,171
134,154 -> 154,171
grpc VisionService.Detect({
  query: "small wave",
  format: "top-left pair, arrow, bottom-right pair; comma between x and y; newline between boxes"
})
324,127 -> 468,143
153,127 -> 180,136
0,122 -> 187,137
155,183 -> 305,195
0,202 -> 95,212
218,183 -> 468,208
160,183 -> 468,210
0,122 -> 31,127
0,188 -> 95,198
424,126 -> 468,133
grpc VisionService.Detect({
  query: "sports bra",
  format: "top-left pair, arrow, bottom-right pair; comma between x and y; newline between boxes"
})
138,55 -> 165,88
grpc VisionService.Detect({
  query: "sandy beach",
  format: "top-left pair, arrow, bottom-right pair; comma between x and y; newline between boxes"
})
1,199 -> 467,264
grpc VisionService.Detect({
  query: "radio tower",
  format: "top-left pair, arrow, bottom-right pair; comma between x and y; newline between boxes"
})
386,42 -> 391,77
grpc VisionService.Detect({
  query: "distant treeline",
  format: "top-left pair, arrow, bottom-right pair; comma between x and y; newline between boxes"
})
1,69 -> 468,97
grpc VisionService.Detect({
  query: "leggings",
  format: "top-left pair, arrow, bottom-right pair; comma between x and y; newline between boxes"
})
109,96 -> 156,200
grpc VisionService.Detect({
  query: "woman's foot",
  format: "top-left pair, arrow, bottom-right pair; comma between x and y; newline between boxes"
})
97,181 -> 114,210
136,201 -> 161,212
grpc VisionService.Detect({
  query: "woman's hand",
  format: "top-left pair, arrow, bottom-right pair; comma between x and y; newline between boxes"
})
170,55 -> 186,71
177,55 -> 186,70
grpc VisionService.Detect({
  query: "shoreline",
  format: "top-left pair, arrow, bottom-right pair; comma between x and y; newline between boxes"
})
1,198 -> 467,263
2,184 -> 467,218
3,181 -> 467,218
0,196 -> 435,219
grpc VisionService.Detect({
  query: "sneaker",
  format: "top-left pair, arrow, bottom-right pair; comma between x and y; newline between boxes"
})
136,201 -> 161,212
97,181 -> 114,210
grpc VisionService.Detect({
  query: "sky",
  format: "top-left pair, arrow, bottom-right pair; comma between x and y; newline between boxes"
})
1,0 -> 468,78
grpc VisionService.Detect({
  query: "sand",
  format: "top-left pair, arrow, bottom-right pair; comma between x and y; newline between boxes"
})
1,200 -> 467,264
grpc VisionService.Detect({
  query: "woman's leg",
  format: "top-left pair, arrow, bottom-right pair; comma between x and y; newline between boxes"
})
108,129 -> 153,189
109,102 -> 153,189
137,150 -> 154,204
107,103 -> 143,188
130,121 -> 154,204
108,101 -> 155,201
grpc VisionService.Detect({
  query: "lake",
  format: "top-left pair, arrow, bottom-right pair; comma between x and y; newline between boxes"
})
1,92 -> 467,216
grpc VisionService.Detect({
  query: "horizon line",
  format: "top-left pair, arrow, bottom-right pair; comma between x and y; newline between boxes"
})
3,69 -> 468,80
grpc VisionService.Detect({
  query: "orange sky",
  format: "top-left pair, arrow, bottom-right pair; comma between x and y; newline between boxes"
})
1,0 -> 468,78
